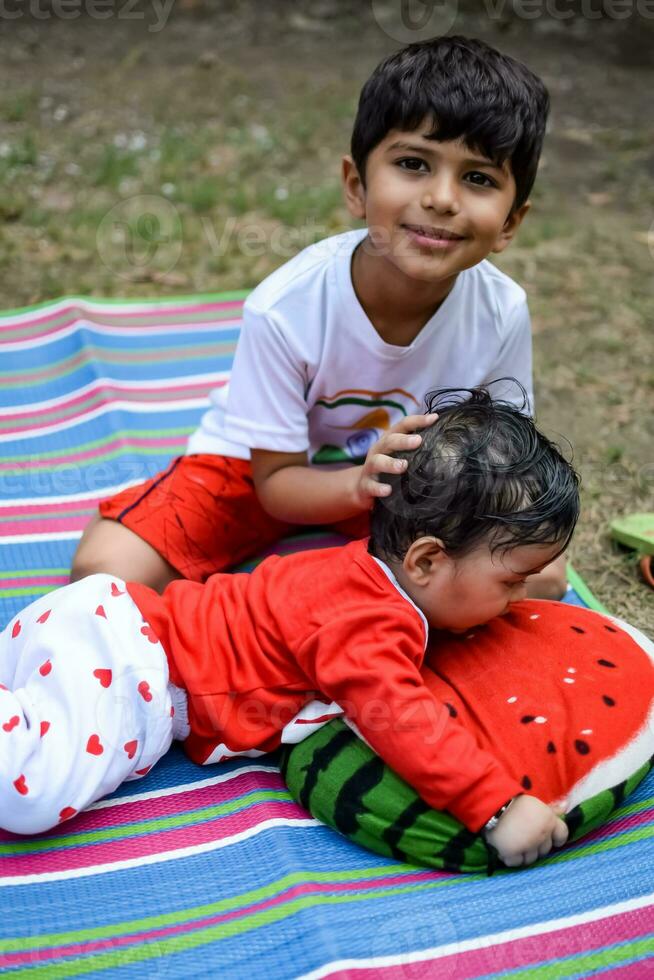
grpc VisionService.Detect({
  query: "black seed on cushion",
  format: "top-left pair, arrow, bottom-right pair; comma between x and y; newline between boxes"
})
604,625 -> 618,633
571,626 -> 586,634
597,659 -> 616,668
521,775 -> 532,790
575,739 -> 591,755
445,702 -> 458,718
547,741 -> 557,754
521,715 -> 535,724
602,695 -> 616,706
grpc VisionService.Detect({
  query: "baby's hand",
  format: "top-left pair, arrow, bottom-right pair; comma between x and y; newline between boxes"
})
353,414 -> 438,510
484,795 -> 569,867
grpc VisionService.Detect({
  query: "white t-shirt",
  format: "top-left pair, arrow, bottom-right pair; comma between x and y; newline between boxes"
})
187,229 -> 533,465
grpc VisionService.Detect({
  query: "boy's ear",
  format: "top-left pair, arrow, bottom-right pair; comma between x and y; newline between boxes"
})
342,155 -> 366,220
402,536 -> 448,585
492,200 -> 531,254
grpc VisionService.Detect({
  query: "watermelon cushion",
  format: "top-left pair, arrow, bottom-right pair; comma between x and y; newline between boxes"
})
279,600 -> 654,872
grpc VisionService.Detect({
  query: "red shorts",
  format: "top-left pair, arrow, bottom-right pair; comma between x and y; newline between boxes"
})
99,454 -> 369,582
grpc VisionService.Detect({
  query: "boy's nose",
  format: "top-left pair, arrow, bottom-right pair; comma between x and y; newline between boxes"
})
420,176 -> 460,216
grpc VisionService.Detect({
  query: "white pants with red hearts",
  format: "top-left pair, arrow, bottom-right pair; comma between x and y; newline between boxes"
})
0,574 -> 188,835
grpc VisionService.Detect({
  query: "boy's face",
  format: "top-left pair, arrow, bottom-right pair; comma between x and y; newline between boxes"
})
343,122 -> 529,286
409,539 -> 563,633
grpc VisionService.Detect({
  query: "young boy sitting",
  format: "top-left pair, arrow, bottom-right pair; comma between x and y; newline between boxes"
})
1,386 -> 577,867
71,35 -> 567,599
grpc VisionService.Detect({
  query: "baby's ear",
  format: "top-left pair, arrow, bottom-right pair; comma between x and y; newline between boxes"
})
492,200 -> 531,254
403,536 -> 447,584
341,155 -> 366,220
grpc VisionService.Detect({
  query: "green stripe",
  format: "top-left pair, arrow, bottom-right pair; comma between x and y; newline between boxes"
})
0,568 -> 68,578
0,390 -> 208,431
0,290 -> 249,319
7,877 -> 472,976
0,442 -> 187,477
489,935 -> 654,979
0,587 -> 62,599
2,864 -> 465,952
314,396 -> 408,416
1,788 -> 292,855
0,427 -> 193,463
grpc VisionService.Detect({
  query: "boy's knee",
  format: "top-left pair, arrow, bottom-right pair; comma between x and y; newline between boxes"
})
70,517 -> 178,591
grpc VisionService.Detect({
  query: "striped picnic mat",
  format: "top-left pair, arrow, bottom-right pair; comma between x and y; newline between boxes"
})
1,294 -> 653,978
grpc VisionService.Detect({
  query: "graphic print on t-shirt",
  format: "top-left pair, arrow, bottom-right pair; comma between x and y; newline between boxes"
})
311,387 -> 421,465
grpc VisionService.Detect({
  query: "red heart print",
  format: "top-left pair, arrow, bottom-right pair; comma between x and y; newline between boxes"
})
124,739 -> 138,759
2,715 -> 19,733
40,720 -> 50,737
95,605 -> 107,619
36,609 -> 51,624
140,624 -> 158,644
110,583 -> 125,597
93,668 -> 112,688
39,660 -> 52,677
13,774 -> 28,795
59,806 -> 77,822
135,765 -> 151,776
86,733 -> 104,755
11,620 -> 21,639
138,681 -> 152,703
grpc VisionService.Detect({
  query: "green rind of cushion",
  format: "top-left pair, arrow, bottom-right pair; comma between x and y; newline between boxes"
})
279,719 -> 654,873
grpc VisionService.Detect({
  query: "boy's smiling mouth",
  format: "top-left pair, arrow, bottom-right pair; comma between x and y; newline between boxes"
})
402,224 -> 467,249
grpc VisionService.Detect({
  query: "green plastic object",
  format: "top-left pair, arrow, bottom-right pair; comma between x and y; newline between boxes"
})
610,513 -> 654,557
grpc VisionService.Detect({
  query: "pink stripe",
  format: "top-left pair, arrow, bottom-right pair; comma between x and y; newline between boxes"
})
0,771 -> 289,843
0,436 -> 185,472
1,800 -> 308,877
327,906 -> 654,980
0,299 -> 244,334
0,869 -> 439,968
1,499 -> 100,515
576,805 -> 654,847
0,516 -> 90,536
0,575 -> 67,589
3,380 -> 217,426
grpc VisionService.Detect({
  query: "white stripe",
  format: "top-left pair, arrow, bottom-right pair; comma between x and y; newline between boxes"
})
298,891 -> 654,979
0,531 -> 82,545
0,373 -> 227,417
1,817 -> 319,886
0,398 -> 209,443
0,317 -> 241,353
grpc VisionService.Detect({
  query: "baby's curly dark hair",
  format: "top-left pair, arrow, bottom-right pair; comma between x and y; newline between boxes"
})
368,383 -> 580,563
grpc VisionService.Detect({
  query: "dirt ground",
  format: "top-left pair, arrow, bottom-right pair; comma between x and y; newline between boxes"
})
1,1 -> 652,634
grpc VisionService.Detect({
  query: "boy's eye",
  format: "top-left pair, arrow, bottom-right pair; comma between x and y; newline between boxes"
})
397,157 -> 428,173
464,171 -> 497,188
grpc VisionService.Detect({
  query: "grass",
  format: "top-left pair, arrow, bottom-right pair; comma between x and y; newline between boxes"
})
0,9 -> 652,634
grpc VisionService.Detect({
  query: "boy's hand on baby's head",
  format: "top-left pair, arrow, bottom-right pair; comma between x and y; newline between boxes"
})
484,795 -> 569,868
353,414 -> 438,510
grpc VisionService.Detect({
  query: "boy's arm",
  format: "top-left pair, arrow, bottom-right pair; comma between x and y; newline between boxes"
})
251,414 -> 437,525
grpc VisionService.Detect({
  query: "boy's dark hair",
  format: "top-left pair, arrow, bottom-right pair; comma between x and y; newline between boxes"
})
351,36 -> 550,210
369,383 -> 579,562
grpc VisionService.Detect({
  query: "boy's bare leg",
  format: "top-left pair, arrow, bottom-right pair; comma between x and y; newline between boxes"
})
70,515 -> 181,593
526,553 -> 568,601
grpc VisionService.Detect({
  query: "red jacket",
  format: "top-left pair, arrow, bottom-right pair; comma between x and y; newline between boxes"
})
128,539 -> 522,831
